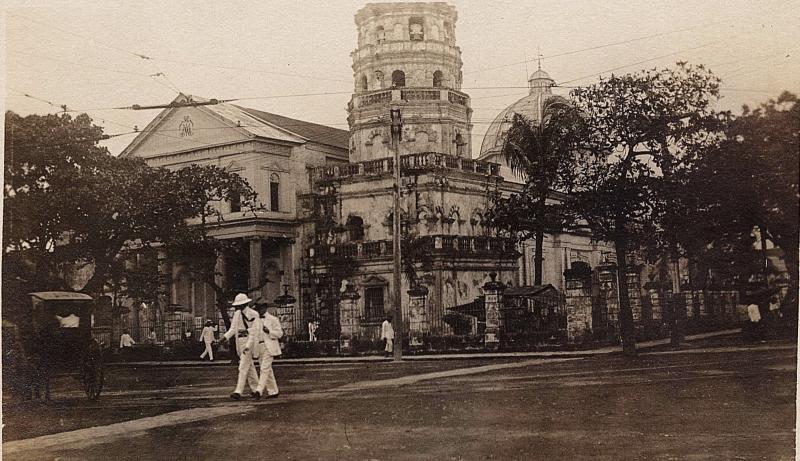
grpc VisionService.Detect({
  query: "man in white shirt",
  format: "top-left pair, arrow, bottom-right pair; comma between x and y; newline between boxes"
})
199,319 -> 217,361
246,303 -> 284,399
119,331 -> 135,361
381,315 -> 394,357
222,293 -> 260,399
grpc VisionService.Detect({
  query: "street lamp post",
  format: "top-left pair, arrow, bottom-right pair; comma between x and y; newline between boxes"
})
390,107 -> 403,361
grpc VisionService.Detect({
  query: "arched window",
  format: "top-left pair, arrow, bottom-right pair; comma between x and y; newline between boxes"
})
376,26 -> 385,44
346,215 -> 365,241
359,75 -> 368,92
433,70 -> 444,88
391,70 -> 405,88
454,133 -> 466,157
409,17 -> 424,41
269,173 -> 280,212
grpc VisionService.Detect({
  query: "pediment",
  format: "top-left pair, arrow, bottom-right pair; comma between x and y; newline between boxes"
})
121,106 -> 251,159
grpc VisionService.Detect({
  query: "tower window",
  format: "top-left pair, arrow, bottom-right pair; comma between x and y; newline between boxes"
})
409,17 -> 424,41
269,173 -> 280,212
230,194 -> 241,213
433,70 -> 444,88
359,75 -> 368,92
376,26 -> 385,44
391,70 -> 405,88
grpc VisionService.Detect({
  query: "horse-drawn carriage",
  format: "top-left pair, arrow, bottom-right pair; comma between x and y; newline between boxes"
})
2,291 -> 104,400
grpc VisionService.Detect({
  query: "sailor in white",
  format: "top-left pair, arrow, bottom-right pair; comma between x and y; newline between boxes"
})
199,319 -> 217,361
222,293 -> 260,399
247,303 -> 284,399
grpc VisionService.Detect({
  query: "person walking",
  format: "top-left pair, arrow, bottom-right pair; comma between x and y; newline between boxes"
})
248,303 -> 284,399
222,293 -> 260,399
199,320 -> 217,361
381,315 -> 394,357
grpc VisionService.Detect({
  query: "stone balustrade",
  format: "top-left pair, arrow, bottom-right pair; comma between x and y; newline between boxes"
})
311,152 -> 499,182
310,235 -> 517,263
354,87 -> 470,108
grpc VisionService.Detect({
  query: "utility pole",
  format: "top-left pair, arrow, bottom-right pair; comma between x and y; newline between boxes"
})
390,107 -> 403,361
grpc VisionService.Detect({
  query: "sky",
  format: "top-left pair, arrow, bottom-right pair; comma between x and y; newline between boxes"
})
3,0 -> 799,156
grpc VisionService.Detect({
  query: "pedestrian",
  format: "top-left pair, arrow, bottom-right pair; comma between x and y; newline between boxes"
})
381,314 -> 394,357
221,293 -> 260,399
308,319 -> 318,341
183,329 -> 193,343
746,301 -> 762,341
199,320 -> 217,361
248,302 -> 284,399
119,330 -> 135,361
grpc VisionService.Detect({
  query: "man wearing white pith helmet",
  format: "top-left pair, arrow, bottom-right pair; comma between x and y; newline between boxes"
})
222,293 -> 260,399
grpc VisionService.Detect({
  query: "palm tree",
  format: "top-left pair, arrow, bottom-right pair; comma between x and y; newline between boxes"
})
496,99 -> 580,285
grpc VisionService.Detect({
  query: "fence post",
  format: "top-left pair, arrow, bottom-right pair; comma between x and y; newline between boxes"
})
483,272 -> 505,350
407,285 -> 429,349
564,263 -> 593,344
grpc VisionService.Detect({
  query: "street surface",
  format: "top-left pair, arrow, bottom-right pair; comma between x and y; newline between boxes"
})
2,338 -> 796,460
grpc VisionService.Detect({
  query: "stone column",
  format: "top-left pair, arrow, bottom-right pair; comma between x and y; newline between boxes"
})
407,285 -> 429,347
338,282 -> 361,353
483,272 -> 505,350
248,237 -> 262,300
564,264 -> 593,344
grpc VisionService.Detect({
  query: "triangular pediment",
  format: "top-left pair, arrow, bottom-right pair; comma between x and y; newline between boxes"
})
120,95 -> 306,159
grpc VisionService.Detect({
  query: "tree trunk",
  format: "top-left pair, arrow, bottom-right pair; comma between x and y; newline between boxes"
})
614,235 -> 637,357
534,229 -> 544,286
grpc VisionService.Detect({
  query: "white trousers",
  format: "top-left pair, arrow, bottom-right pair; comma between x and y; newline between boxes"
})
233,350 -> 259,394
200,341 -> 214,360
384,338 -> 393,353
256,350 -> 279,396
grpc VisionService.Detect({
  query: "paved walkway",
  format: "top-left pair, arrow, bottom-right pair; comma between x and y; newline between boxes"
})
109,329 -> 743,367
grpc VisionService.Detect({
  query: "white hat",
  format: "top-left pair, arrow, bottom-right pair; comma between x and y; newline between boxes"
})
231,293 -> 252,306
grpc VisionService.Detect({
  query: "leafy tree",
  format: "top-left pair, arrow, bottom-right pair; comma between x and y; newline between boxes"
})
564,63 -> 725,355
488,104 -> 583,285
685,92 -> 799,315
3,112 -> 258,332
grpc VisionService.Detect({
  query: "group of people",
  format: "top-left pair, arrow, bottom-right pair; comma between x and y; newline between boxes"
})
221,293 -> 284,400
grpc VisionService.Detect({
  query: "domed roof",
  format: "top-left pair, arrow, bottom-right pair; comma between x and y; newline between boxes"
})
528,69 -> 551,82
478,68 -> 565,164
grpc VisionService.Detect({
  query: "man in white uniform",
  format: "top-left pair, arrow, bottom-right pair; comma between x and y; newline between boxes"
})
246,303 -> 284,399
199,319 -> 217,361
381,315 -> 394,357
222,293 -> 260,399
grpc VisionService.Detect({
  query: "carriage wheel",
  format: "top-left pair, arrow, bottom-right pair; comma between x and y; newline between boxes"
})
82,343 -> 104,400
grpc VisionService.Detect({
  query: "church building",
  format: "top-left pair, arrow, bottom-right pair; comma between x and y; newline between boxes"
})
119,2 -> 613,343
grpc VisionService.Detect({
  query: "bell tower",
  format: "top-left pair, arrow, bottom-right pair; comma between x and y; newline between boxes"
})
347,2 -> 473,162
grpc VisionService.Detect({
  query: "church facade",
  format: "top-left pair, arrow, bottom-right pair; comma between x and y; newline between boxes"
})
120,2 -> 613,343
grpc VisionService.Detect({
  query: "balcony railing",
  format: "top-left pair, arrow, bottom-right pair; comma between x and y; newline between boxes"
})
354,87 -> 470,109
310,235 -> 518,263
312,152 -> 500,183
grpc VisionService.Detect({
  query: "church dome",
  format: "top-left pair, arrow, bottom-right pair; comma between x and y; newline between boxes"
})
478,67 -> 564,163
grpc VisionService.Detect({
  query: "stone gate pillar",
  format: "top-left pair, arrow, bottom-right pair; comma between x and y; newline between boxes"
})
407,285 -> 429,347
275,285 -> 297,340
338,282 -> 361,352
596,262 -> 619,340
483,272 -> 505,350
564,263 -> 593,344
